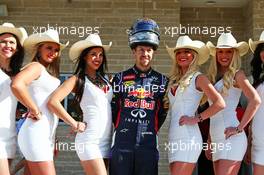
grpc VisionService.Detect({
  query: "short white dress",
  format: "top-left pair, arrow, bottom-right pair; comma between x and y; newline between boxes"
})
18,66 -> 60,161
0,69 -> 17,159
210,79 -> 247,161
75,76 -> 113,160
168,72 -> 203,163
252,82 -> 264,165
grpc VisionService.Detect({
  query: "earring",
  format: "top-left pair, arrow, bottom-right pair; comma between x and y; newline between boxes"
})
36,53 -> 41,60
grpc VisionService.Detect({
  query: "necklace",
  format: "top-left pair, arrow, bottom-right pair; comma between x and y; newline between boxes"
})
86,73 -> 108,90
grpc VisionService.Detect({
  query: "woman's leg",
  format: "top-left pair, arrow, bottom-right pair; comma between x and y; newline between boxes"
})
81,158 -> 107,175
170,161 -> 196,175
0,158 -> 10,175
213,160 -> 218,173
214,159 -> 241,175
27,160 -> 56,175
253,163 -> 264,175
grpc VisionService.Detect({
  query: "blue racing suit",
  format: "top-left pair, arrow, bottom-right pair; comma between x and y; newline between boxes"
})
110,65 -> 168,175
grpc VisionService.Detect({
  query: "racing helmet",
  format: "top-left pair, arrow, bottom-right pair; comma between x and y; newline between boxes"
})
128,18 -> 160,50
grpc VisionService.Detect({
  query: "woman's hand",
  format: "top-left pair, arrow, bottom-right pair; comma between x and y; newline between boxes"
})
205,146 -> 213,160
224,126 -> 242,139
72,121 -> 87,133
28,109 -> 42,120
179,115 -> 199,126
205,138 -> 213,160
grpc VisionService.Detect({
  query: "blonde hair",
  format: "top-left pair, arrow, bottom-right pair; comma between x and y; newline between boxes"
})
207,49 -> 241,96
164,49 -> 200,108
31,42 -> 60,77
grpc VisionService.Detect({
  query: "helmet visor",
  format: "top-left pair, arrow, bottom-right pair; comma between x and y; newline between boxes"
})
129,31 -> 159,50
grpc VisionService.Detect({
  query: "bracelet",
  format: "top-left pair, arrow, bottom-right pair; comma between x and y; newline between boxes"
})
197,114 -> 203,122
236,126 -> 243,133
29,109 -> 40,115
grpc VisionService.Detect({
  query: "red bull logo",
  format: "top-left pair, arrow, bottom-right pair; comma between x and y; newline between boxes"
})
124,99 -> 155,110
128,88 -> 154,99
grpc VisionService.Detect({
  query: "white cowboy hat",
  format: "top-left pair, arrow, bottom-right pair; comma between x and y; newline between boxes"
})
249,31 -> 264,52
0,22 -> 28,45
207,33 -> 249,56
23,29 -> 69,53
69,33 -> 112,62
166,35 -> 210,65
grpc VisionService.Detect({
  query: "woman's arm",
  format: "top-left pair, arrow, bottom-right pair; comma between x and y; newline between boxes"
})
196,74 -> 226,120
179,74 -> 225,126
47,75 -> 85,132
225,70 -> 261,138
11,62 -> 43,119
235,70 -> 261,130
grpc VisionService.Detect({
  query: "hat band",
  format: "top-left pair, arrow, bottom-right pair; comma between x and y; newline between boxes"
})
217,44 -> 234,48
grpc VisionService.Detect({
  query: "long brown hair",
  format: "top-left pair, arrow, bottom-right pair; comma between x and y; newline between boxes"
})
251,43 -> 264,88
0,33 -> 25,76
74,46 -> 108,103
31,42 -> 60,77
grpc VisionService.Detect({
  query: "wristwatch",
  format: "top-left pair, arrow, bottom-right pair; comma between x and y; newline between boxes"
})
235,126 -> 243,133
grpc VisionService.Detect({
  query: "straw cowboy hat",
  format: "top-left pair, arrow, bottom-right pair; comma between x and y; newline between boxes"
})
0,22 -> 28,45
166,35 -> 210,65
249,31 -> 264,52
23,29 -> 68,53
207,33 -> 249,56
69,33 -> 112,62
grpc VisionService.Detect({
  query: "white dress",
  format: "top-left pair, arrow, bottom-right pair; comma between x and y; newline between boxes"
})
252,82 -> 264,165
210,79 -> 247,161
18,66 -> 60,161
75,76 -> 113,160
168,72 -> 203,163
0,69 -> 17,159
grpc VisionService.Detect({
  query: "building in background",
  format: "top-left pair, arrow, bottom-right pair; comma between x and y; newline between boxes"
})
1,0 -> 262,174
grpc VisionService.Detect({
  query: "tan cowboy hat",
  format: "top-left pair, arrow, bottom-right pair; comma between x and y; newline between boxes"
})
23,29 -> 69,53
249,31 -> 264,52
69,33 -> 112,62
166,35 -> 210,65
0,22 -> 28,45
207,33 -> 249,56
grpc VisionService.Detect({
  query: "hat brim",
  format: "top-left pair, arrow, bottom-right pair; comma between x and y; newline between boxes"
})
166,44 -> 210,65
0,26 -> 28,45
24,34 -> 69,54
207,41 -> 249,57
249,38 -> 264,52
69,40 -> 112,62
